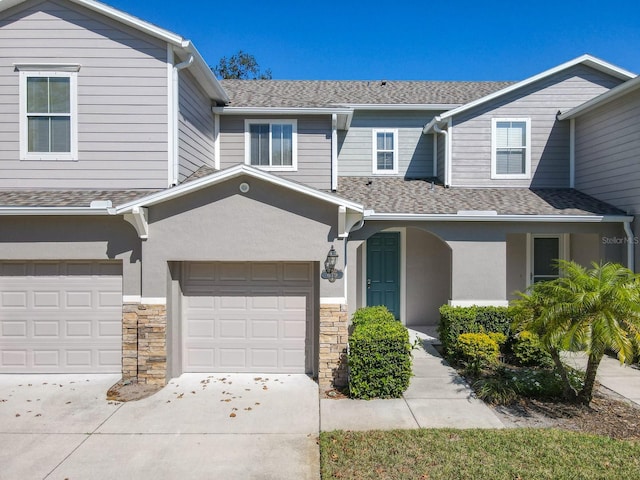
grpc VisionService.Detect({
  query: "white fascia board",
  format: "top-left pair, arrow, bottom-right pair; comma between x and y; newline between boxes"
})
364,212 -> 633,223
0,207 -> 115,216
439,54 -> 635,121
213,107 -> 353,115
177,41 -> 229,104
116,164 -> 364,213
68,0 -> 184,45
331,104 -> 461,111
558,74 -> 640,120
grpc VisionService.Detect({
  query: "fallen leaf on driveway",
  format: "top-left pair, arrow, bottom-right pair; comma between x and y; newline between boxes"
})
229,413 -> 236,418
177,393 -> 184,399
15,413 -> 20,417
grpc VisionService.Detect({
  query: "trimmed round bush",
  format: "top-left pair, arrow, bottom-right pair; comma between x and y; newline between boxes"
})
512,330 -> 553,367
455,333 -> 500,370
351,305 -> 396,327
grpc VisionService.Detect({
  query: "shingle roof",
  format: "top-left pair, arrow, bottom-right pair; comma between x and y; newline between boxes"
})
0,190 -> 160,207
335,177 -> 626,216
220,80 -> 515,108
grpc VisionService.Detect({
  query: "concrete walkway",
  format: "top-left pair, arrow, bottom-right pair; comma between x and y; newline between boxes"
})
563,352 -> 640,405
320,329 -> 504,431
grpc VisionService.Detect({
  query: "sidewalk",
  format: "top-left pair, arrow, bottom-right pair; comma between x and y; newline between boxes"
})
563,353 -> 640,405
320,329 -> 504,431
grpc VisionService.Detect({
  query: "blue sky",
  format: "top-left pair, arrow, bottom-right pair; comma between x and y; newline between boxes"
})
106,0 -> 640,81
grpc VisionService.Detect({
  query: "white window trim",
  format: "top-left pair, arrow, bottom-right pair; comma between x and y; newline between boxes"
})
372,128 -> 399,175
244,119 -> 298,171
491,118 -> 531,179
19,69 -> 78,161
526,233 -> 570,287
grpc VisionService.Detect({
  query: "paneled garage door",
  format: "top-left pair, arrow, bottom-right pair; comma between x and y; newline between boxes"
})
182,262 -> 314,373
0,261 -> 122,373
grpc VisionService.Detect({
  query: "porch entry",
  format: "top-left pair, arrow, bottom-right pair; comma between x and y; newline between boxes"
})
366,232 -> 400,318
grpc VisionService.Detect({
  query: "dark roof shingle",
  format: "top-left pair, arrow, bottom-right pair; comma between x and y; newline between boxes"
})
0,190 -> 160,207
335,177 -> 626,216
220,80 -> 515,108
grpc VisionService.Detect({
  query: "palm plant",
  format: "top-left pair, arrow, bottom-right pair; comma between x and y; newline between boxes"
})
514,260 -> 640,405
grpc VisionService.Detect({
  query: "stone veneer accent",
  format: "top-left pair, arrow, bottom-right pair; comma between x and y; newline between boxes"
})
318,304 -> 349,390
122,303 -> 167,386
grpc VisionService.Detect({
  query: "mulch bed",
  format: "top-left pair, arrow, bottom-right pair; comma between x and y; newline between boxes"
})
493,386 -> 640,441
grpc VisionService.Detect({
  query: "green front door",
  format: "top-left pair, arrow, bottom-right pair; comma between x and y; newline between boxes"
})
366,232 -> 400,319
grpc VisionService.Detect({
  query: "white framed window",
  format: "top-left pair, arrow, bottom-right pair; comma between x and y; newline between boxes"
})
244,119 -> 297,171
372,129 -> 398,174
491,118 -> 530,179
526,233 -> 569,286
18,67 -> 78,161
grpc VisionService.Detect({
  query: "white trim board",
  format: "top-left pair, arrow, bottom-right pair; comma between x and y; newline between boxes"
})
448,300 -> 510,307
116,164 -> 364,213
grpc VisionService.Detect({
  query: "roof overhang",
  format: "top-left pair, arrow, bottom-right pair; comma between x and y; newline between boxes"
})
212,107 -> 354,129
364,212 -> 633,223
0,0 -> 228,104
558,74 -> 640,120
0,206 -> 116,215
331,103 -> 461,111
116,164 -> 364,214
433,55 -> 635,122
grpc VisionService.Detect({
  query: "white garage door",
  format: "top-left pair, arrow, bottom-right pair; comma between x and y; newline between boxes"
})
182,262 -> 314,373
0,261 -> 122,373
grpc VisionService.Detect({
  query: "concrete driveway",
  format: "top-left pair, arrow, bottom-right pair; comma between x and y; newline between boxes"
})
0,373 -> 320,479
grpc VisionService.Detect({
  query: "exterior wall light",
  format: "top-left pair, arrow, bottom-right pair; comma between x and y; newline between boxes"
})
321,245 -> 343,282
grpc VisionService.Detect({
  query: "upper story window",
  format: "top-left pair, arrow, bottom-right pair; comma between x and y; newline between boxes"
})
17,65 -> 79,161
372,129 -> 398,174
491,118 -> 531,179
244,119 -> 297,171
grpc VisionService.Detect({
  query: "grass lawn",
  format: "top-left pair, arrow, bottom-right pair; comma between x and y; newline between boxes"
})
320,428 -> 640,479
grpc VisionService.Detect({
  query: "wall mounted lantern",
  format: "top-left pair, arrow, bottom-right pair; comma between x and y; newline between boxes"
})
321,245 -> 343,282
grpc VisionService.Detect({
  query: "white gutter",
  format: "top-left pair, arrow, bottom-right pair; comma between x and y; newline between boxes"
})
364,212 -> 633,223
0,207 -> 116,216
212,107 -> 353,115
331,103 -> 460,111
331,114 -> 338,191
624,220 -> 635,271
169,53 -> 194,186
432,124 -> 449,187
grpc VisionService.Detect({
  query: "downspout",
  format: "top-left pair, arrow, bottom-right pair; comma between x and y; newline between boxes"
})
433,124 -> 449,187
343,217 -> 366,308
170,53 -> 194,186
432,132 -> 438,178
331,114 -> 338,191
624,219 -> 635,271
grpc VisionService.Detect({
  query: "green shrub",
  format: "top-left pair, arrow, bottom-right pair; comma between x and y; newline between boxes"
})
351,305 -> 396,327
488,332 -> 507,347
512,331 -> 553,367
472,366 -> 585,404
438,305 -> 513,356
348,310 -> 412,399
472,376 -> 519,405
455,333 -> 500,373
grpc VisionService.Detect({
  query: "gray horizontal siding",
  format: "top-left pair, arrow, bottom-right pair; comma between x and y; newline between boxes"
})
451,65 -> 624,187
337,111 -> 437,178
178,68 -> 214,182
219,115 -> 331,190
574,87 -> 640,215
0,0 -> 169,190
